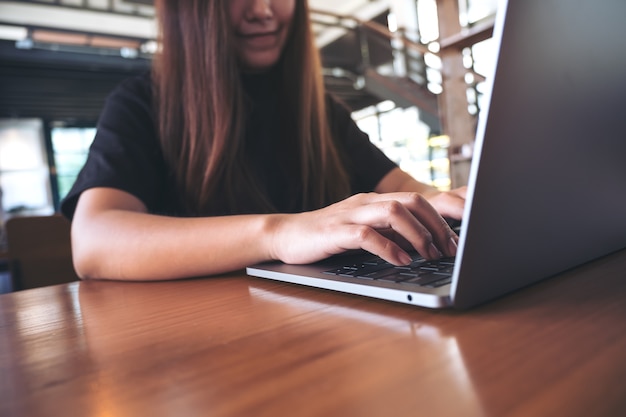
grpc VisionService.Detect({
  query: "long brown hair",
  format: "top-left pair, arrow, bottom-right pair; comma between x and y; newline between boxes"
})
153,0 -> 350,215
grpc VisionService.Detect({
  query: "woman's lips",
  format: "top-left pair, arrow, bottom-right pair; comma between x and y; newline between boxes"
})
237,30 -> 280,49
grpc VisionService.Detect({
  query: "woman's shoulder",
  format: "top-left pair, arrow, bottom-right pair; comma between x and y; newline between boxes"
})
324,92 -> 355,128
99,71 -> 154,124
108,71 -> 153,102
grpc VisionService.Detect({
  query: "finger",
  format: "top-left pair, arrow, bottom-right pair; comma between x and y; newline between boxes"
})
451,186 -> 468,199
337,225 -> 413,266
426,191 -> 466,221
378,228 -> 413,251
345,199 -> 446,260
337,192 -> 458,258
392,193 -> 459,257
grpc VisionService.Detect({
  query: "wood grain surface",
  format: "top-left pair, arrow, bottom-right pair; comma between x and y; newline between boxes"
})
1,250 -> 625,417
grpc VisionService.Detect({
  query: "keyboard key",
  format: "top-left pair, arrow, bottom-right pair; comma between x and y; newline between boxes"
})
402,273 -> 450,286
425,277 -> 453,288
375,272 -> 410,283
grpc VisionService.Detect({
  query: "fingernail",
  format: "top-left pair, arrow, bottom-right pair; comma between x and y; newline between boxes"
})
399,252 -> 412,265
448,237 -> 458,256
428,243 -> 442,259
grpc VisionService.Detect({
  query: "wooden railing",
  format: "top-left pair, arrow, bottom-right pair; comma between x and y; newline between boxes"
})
310,8 -> 494,87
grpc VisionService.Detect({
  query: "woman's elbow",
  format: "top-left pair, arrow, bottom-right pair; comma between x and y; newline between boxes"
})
71,237 -> 102,280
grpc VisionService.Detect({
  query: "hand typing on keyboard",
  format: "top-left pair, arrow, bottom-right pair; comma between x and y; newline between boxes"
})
268,192 -> 460,267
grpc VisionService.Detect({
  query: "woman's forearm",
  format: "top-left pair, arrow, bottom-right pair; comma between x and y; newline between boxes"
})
73,210 -> 281,280
71,188 -> 280,281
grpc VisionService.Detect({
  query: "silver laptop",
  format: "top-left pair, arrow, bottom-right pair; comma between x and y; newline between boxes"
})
247,0 -> 626,309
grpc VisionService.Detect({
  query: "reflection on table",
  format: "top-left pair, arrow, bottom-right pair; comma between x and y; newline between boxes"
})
1,249 -> 625,417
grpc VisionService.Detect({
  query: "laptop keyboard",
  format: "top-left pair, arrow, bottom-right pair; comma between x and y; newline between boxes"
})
323,253 -> 455,288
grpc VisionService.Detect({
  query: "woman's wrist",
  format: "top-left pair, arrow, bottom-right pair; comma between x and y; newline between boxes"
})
261,212 -> 289,262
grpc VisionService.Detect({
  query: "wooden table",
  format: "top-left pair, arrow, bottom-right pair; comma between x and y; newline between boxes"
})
1,250 -> 626,417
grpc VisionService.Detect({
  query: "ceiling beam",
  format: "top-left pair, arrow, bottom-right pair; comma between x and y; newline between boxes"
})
0,1 -> 156,40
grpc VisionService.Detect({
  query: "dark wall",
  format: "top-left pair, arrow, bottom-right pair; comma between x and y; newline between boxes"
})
0,40 -> 151,124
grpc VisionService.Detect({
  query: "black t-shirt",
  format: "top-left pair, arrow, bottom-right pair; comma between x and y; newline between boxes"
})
61,72 -> 397,219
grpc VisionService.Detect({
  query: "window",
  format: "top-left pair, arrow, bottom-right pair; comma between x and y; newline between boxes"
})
51,126 -> 96,201
0,119 -> 53,216
353,102 -> 448,189
459,0 -> 498,26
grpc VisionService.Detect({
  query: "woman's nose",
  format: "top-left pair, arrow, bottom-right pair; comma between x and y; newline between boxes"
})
245,0 -> 273,20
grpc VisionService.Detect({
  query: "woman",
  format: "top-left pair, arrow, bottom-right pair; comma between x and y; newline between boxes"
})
62,0 -> 466,281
